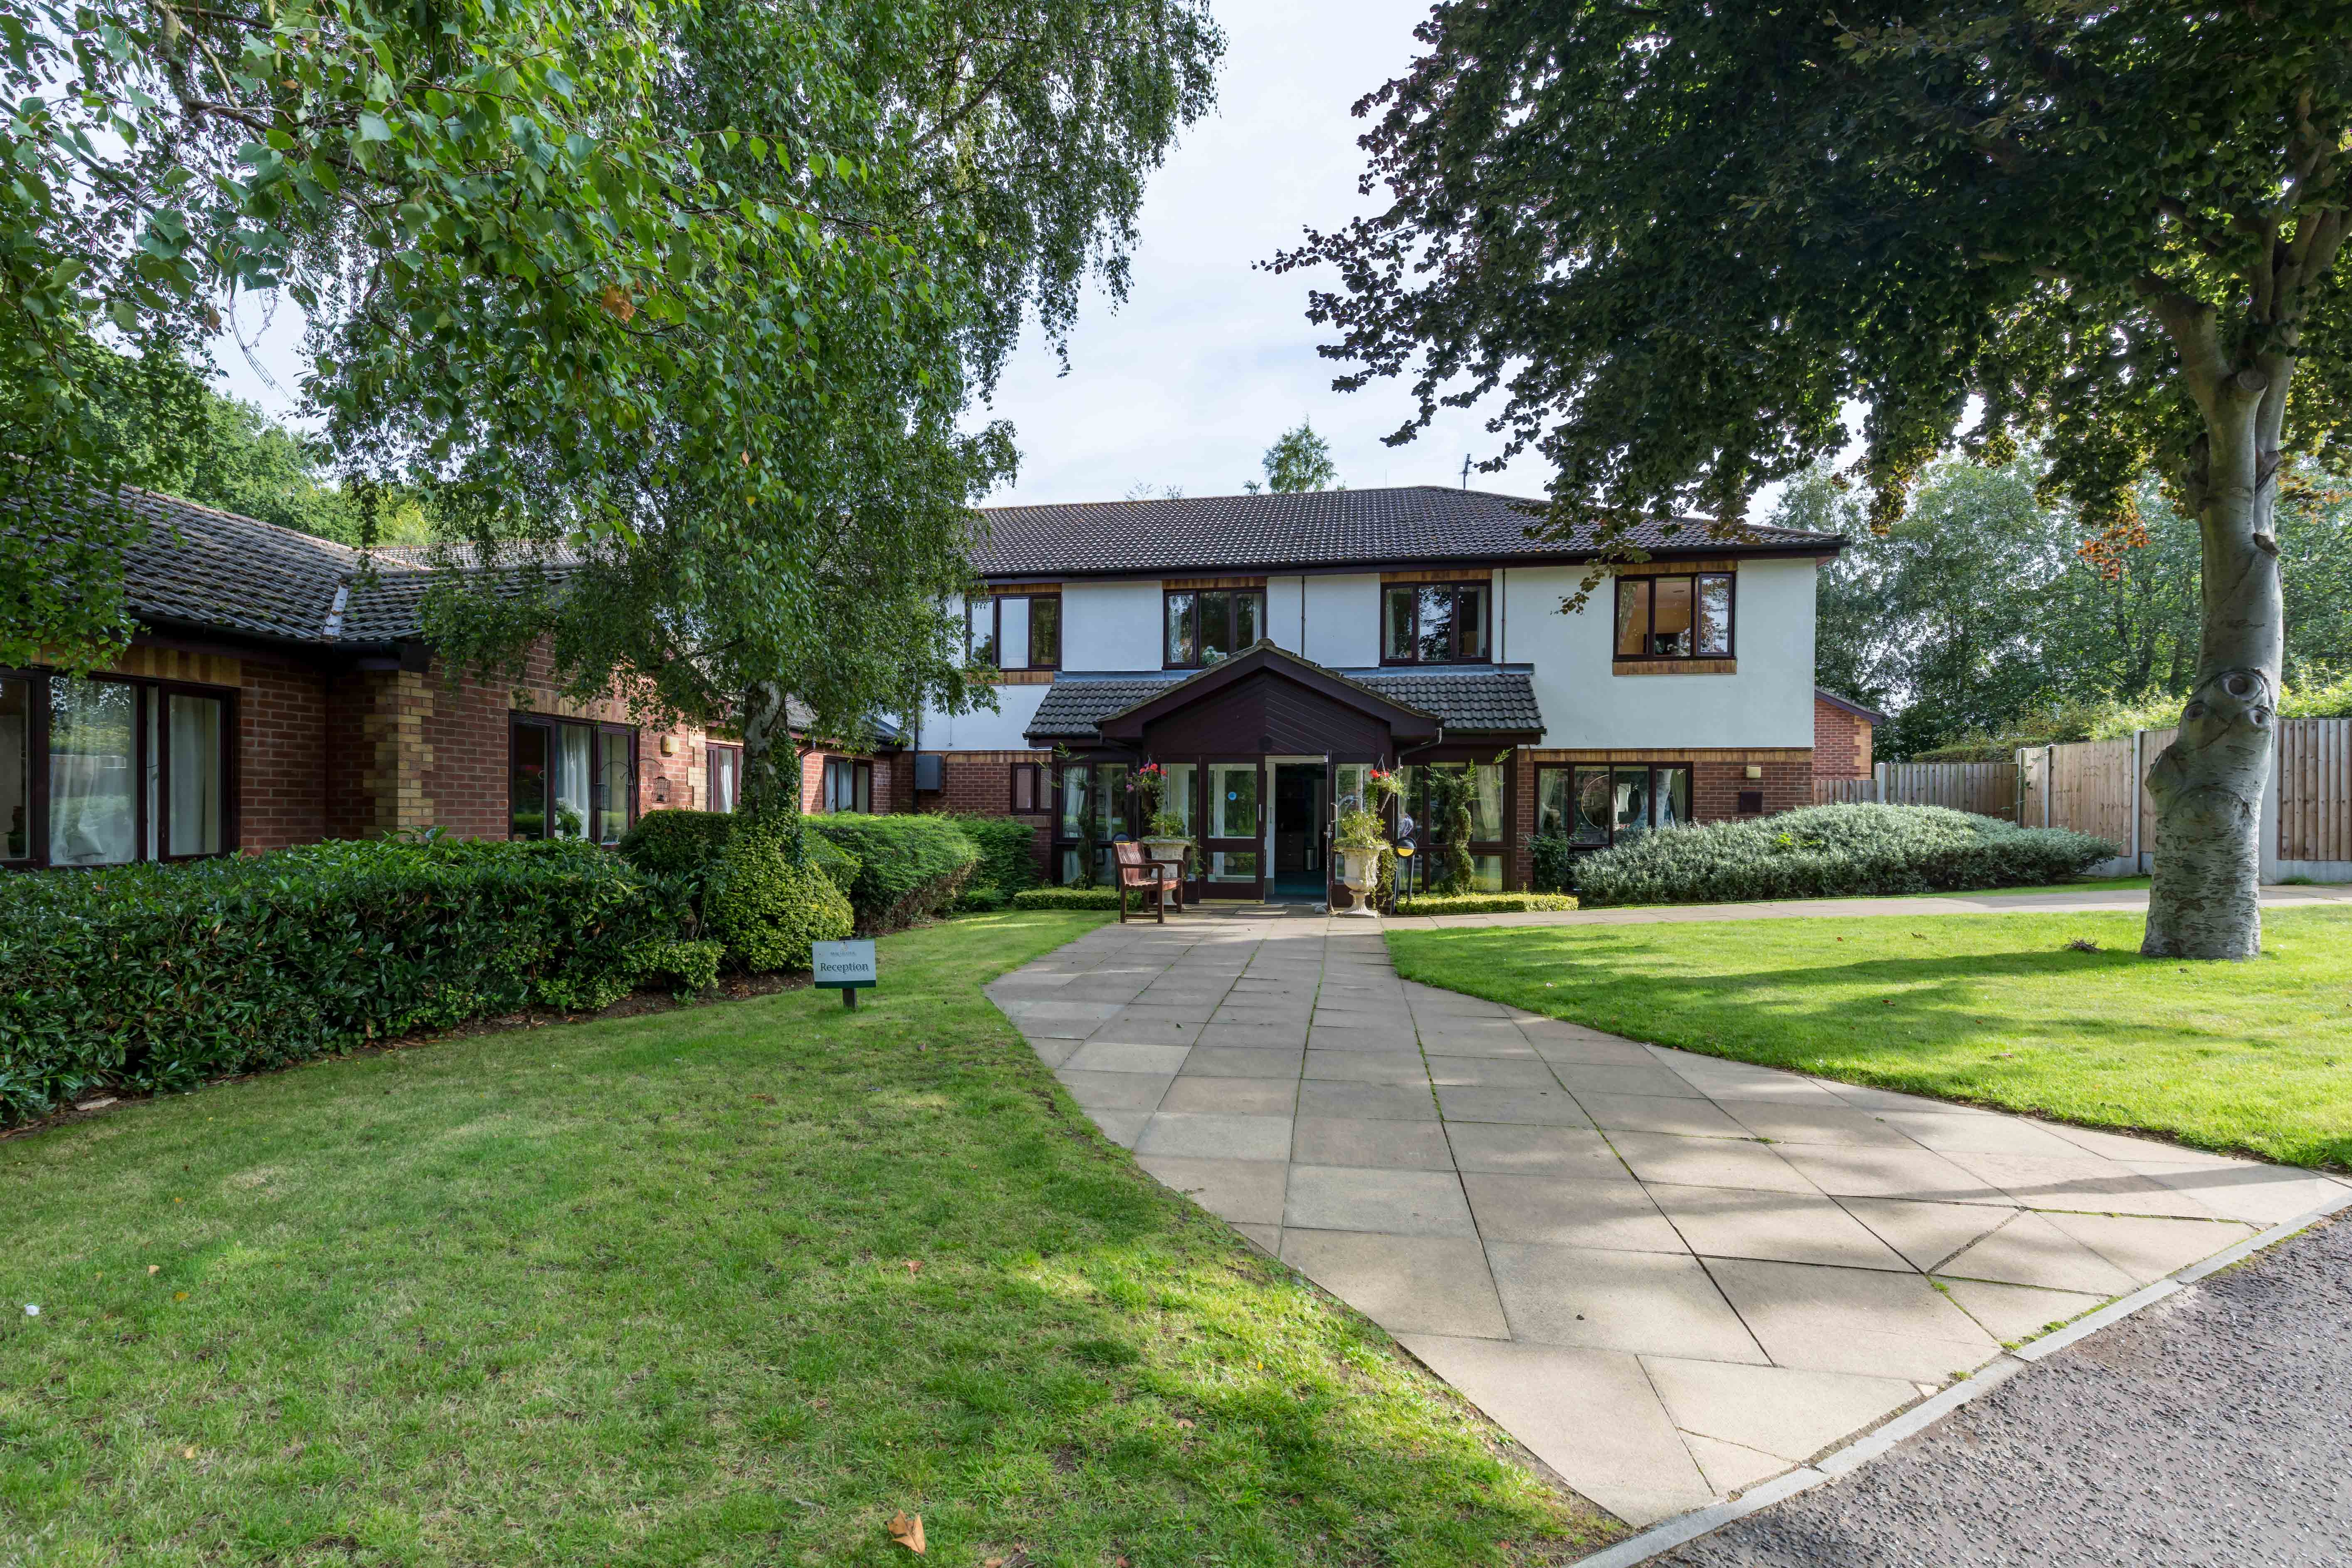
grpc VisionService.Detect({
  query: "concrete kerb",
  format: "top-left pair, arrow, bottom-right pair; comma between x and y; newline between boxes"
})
1573,1185 -> 2352,1566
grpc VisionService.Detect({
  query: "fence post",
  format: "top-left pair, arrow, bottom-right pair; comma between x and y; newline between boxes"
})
1873,761 -> 1886,805
2130,729 -> 2143,872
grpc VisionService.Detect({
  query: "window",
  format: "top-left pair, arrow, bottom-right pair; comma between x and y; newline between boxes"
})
706,744 -> 741,813
967,593 -> 1061,672
822,757 -> 873,813
1537,763 -> 1692,848
1054,760 -> 1129,884
1204,761 -> 1259,884
1614,573 -> 1734,659
1152,761 -> 1196,836
1163,588 -> 1265,668
0,671 -> 234,868
1011,761 -> 1045,814
1381,581 -> 1491,664
511,716 -> 634,844
1400,761 -> 1506,891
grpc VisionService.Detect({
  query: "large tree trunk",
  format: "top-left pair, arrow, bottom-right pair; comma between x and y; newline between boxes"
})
2141,370 -> 2285,961
739,679 -> 801,821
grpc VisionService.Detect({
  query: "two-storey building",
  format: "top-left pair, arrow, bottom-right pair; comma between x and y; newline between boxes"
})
911,486 -> 1844,900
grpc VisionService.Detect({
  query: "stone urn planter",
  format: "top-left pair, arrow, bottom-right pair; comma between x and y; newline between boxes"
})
1333,844 -> 1383,917
1141,837 -> 1193,886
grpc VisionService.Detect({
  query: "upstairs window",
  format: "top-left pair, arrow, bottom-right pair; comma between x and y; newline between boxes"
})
1164,588 -> 1263,668
967,593 -> 1061,672
1382,582 -> 1490,664
1615,573 -> 1733,659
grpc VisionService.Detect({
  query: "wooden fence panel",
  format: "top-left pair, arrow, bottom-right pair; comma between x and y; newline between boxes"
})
1812,776 -> 1875,805
2048,739 -> 2137,851
2020,748 -> 2048,828
2279,718 -> 2352,863
1813,763 -> 2019,817
2137,726 -> 2177,861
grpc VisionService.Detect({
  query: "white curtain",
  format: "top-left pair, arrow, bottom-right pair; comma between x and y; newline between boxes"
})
48,677 -> 136,866
168,694 -> 224,855
554,725 -> 592,837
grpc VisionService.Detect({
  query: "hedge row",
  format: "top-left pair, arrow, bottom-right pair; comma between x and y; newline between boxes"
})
1397,893 -> 1580,915
939,814 -> 1042,899
805,816 -> 979,930
1571,804 -> 2117,907
618,808 -> 980,939
1010,887 -> 1122,910
0,839 -> 684,1125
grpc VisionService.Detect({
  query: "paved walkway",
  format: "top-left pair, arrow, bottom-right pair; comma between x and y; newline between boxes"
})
1387,882 -> 2352,930
986,910 -> 2349,1530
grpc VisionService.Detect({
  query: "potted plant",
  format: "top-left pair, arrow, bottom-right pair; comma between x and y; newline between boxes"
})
1130,763 -> 1194,881
1332,806 -> 1390,916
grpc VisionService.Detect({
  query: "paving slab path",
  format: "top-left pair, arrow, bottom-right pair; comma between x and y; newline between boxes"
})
987,908 -> 2350,1531
1652,1215 -> 2352,1568
1386,881 -> 2352,930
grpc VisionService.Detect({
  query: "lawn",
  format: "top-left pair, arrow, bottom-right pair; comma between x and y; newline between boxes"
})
0,911 -> 1610,1567
1387,907 -> 2352,1171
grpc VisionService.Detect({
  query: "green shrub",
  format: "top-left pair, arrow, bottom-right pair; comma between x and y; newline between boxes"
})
1398,892 -> 1580,915
805,833 -> 863,898
956,886 -> 1009,913
634,938 -> 725,993
1572,804 -> 2117,907
616,808 -> 735,881
1529,832 -> 1576,894
1010,887 -> 1122,910
0,838 -> 684,1126
706,816 -> 855,971
939,813 -> 1042,898
806,816 -> 978,931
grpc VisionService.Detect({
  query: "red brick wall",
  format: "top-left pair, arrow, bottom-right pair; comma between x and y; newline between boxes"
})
237,662 -> 330,851
1692,758 -> 1810,821
1512,749 -> 1537,890
1813,697 -> 1875,779
909,751 -> 1055,880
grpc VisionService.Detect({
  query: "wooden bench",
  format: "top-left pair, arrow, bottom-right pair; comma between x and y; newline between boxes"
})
1113,840 -> 1170,925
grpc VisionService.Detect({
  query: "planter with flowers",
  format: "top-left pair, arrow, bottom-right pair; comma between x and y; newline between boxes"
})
1332,768 -> 1401,916
1128,763 -> 1195,885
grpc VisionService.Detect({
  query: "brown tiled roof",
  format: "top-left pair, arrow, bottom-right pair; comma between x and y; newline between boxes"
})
974,485 -> 1839,577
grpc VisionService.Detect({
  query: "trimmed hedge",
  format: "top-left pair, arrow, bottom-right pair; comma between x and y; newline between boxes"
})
1572,804 -> 2117,907
939,813 -> 1042,899
707,816 -> 854,971
0,838 -> 683,1125
615,809 -> 734,881
1529,833 -> 1576,896
806,815 -> 979,931
1398,893 -> 1580,915
1010,887 -> 1122,910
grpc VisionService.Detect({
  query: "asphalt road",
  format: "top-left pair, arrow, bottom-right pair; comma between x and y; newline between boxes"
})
1654,1217 -> 2352,1568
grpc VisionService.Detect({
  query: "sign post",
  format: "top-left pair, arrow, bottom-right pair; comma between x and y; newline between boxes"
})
811,939 -> 877,1009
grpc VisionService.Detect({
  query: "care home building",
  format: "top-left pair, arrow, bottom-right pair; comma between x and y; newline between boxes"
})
911,486 -> 1846,901
6,484 -> 1846,882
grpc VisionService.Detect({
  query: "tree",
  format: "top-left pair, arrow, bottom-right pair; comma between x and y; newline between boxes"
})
1244,421 -> 1339,493
2,0 -> 1222,817
1281,4 -> 2352,959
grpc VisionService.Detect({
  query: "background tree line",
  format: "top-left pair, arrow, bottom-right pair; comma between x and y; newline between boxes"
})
1782,457 -> 2352,762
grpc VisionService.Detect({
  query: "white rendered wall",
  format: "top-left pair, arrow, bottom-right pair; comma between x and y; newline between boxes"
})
1505,558 -> 1817,750
1266,575 -> 1306,654
1061,579 -> 1165,672
918,682 -> 1048,751
1302,573 -> 1381,669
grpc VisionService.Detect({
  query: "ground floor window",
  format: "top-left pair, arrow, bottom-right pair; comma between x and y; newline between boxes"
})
1055,759 -> 1130,884
0,669 -> 233,868
511,716 -> 634,844
821,756 -> 873,813
1401,761 -> 1506,892
1537,763 -> 1692,848
1010,761 -> 1045,813
706,743 -> 741,812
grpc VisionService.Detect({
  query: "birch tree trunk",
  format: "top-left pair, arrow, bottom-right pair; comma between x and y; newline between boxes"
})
739,679 -> 802,822
2140,360 -> 2286,961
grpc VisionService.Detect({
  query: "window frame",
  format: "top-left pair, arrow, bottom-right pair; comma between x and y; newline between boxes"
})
1162,588 -> 1267,670
820,756 -> 875,814
1,666 -> 238,870
1535,762 -> 1695,849
705,742 -> 742,813
1613,571 -> 1737,662
509,714 -> 636,844
967,592 -> 1063,673
1010,760 -> 1046,814
1380,580 -> 1493,666
1399,760 -> 1508,891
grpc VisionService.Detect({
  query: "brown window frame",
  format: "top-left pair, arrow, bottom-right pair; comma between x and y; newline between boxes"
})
1381,581 -> 1492,665
509,715 -> 637,845
821,756 -> 874,814
967,593 -> 1062,673
705,742 -> 743,813
1613,573 -> 1736,661
1534,763 -> 1695,848
1399,761 -> 1509,890
1010,761 -> 1045,814
1,666 -> 238,870
1162,588 -> 1266,669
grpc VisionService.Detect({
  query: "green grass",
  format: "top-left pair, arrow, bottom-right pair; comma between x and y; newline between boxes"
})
0,912 -> 1611,1568
1388,907 -> 2352,1170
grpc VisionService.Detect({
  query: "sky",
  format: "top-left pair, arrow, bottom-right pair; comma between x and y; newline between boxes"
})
208,0 -> 1569,509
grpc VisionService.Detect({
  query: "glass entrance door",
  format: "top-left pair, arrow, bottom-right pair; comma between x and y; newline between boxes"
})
1201,760 -> 1262,897
1270,762 -> 1327,901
